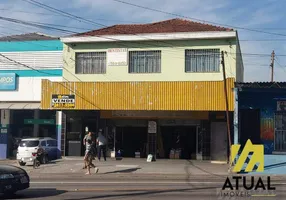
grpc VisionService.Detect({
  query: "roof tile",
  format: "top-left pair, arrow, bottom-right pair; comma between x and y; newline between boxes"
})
75,18 -> 233,37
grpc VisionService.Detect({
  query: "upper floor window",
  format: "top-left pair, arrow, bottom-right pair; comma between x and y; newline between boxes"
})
129,51 -> 161,73
75,52 -> 106,74
185,49 -> 220,73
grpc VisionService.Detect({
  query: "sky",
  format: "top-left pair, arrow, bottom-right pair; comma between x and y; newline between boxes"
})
0,0 -> 286,82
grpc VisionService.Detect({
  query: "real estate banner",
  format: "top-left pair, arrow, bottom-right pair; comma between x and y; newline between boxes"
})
51,94 -> 75,108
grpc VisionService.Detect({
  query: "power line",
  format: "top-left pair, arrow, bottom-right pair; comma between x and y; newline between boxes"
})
1,16 -> 283,58
111,0 -> 286,38
0,8 -> 142,24
21,0 -> 192,48
0,16 -> 77,34
275,56 -> 286,74
21,0 -> 104,28
0,52 -> 102,109
20,0 -> 280,57
0,53 -> 58,75
23,0 -> 286,58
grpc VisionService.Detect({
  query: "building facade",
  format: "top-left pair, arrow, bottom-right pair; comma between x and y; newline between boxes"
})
0,33 -> 63,159
40,19 -> 244,160
234,82 -> 286,174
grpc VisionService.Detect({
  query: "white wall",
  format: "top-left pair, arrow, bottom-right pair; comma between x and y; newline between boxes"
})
0,51 -> 62,70
0,77 -> 62,101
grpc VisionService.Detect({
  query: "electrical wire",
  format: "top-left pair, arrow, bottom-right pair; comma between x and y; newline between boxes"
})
111,0 -> 286,38
0,8 -> 142,24
19,0 -> 286,59
0,52 -> 103,109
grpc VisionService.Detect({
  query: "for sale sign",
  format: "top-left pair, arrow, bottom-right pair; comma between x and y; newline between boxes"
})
51,94 -> 75,108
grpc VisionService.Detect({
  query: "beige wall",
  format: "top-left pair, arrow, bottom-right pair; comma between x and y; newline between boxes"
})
63,39 -> 240,82
236,35 -> 244,82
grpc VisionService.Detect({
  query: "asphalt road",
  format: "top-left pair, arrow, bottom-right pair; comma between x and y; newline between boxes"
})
2,177 -> 286,200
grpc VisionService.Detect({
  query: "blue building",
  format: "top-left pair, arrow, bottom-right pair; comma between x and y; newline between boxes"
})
0,33 -> 63,159
235,82 -> 286,174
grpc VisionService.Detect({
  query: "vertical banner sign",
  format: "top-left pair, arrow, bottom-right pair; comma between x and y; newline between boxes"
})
107,48 -> 128,66
148,121 -> 157,133
51,94 -> 75,108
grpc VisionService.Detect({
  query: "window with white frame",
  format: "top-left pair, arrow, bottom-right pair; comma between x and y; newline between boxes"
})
75,52 -> 106,74
275,112 -> 286,151
185,49 -> 220,72
129,51 -> 161,73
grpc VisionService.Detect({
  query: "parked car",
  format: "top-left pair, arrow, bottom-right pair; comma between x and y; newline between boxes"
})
0,165 -> 30,195
16,137 -> 58,166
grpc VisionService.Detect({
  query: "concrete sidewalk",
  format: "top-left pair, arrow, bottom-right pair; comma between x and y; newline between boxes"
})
0,157 -> 230,177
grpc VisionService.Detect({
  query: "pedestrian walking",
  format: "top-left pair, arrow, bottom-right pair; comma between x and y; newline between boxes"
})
83,131 -> 96,169
97,129 -> 107,161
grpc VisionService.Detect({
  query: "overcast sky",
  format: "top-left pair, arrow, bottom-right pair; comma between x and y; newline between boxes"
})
1,0 -> 286,82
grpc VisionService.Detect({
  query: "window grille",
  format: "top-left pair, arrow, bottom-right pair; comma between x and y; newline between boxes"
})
185,49 -> 220,72
76,52 -> 106,74
129,51 -> 161,73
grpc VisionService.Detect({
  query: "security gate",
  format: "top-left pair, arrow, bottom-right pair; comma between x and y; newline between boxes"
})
274,112 -> 286,151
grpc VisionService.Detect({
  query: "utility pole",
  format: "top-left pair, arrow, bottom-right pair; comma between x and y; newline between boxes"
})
221,51 -> 232,168
271,50 -> 275,82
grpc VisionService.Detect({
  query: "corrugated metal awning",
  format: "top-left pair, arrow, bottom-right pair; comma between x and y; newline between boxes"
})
0,102 -> 40,109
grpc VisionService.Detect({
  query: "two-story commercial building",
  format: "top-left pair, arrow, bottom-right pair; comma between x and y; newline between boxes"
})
0,33 -> 63,159
40,19 -> 244,160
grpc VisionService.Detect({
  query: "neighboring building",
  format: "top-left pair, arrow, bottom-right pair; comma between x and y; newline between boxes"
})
40,19 -> 244,160
0,33 -> 63,159
234,82 -> 286,174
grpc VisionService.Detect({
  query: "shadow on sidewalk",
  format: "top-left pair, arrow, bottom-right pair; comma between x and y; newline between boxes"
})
0,188 -> 66,199
104,168 -> 141,174
184,160 -> 228,179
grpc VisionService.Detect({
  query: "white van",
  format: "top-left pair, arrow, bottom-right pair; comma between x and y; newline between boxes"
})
16,137 -> 58,166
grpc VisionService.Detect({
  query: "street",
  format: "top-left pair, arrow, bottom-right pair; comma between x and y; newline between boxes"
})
2,176 -> 286,200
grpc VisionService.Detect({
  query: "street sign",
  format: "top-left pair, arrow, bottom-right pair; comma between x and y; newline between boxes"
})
24,119 -> 55,125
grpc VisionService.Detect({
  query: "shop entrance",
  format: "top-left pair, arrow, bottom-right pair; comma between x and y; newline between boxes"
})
240,109 -> 260,146
160,126 -> 197,159
65,111 -> 99,156
115,127 -> 147,157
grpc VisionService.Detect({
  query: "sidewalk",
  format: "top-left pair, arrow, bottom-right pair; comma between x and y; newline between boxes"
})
1,157 -> 230,177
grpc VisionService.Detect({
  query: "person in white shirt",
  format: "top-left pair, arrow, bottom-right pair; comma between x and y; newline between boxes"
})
96,129 -> 107,161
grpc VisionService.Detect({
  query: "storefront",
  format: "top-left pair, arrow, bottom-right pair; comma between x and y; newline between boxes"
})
0,71 -> 61,159
95,110 -> 231,161
235,82 -> 286,153
41,79 -> 235,161
235,82 -> 286,174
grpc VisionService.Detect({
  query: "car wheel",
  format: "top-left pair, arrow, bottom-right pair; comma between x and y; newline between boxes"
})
19,161 -> 26,166
41,155 -> 48,164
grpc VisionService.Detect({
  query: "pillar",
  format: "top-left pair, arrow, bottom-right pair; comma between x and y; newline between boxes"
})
33,109 -> 40,137
0,110 -> 10,159
234,88 -> 239,145
56,111 -> 62,159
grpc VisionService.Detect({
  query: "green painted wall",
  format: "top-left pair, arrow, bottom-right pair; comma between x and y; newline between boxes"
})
63,38 -> 242,82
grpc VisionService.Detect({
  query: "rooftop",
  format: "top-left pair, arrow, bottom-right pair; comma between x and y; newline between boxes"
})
0,32 -> 60,42
236,82 -> 286,89
74,18 -> 234,37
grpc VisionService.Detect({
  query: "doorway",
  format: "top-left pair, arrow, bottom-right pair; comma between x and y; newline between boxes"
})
116,127 -> 147,157
240,109 -> 260,146
211,122 -> 227,161
160,126 -> 197,159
